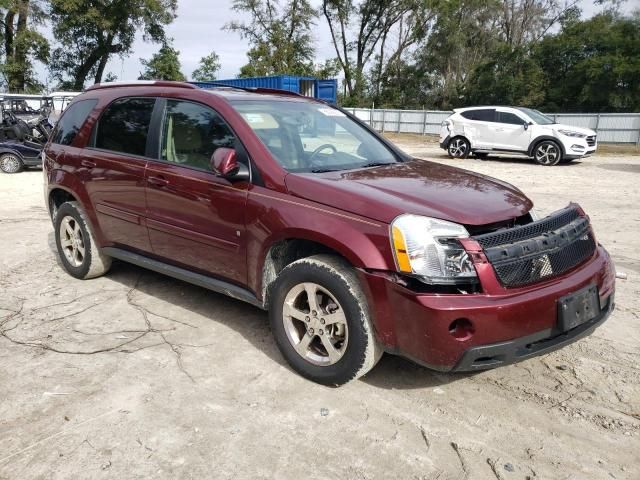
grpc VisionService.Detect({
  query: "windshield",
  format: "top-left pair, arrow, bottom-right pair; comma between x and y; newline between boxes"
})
517,107 -> 555,125
230,100 -> 398,172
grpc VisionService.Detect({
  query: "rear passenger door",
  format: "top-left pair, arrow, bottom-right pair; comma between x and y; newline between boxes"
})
83,97 -> 156,252
144,98 -> 249,285
460,109 -> 495,148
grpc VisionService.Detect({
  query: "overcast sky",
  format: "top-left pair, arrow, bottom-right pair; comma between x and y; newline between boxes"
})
37,0 -> 635,88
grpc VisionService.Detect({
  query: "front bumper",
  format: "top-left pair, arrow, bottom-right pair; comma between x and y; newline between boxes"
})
361,246 -> 615,371
452,293 -> 613,371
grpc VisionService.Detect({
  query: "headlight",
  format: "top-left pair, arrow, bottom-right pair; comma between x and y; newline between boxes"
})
391,215 -> 477,284
557,129 -> 586,138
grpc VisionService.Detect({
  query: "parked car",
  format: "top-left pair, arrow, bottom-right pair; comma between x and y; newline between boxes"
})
43,82 -> 615,385
440,106 -> 597,165
0,109 -> 46,173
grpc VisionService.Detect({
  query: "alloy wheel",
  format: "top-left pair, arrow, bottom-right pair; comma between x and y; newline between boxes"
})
59,216 -> 86,267
535,143 -> 560,165
448,138 -> 468,158
282,282 -> 349,366
0,154 -> 21,173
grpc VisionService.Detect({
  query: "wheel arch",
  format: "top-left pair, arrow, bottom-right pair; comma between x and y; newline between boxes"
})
258,230 -> 388,309
0,148 -> 25,161
528,136 -> 566,157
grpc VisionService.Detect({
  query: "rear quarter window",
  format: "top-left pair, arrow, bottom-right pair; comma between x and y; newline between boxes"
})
51,99 -> 98,145
461,109 -> 495,122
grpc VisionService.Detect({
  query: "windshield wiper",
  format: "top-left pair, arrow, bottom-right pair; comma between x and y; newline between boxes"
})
360,162 -> 394,168
311,168 -> 343,173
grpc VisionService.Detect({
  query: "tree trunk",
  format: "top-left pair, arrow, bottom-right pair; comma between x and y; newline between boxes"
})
94,53 -> 110,84
15,0 -> 29,91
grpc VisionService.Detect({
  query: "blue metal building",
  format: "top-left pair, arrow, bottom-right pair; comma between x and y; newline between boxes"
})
191,75 -> 338,104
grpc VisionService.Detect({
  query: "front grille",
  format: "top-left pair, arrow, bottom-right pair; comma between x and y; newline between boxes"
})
587,135 -> 596,147
473,206 -> 597,287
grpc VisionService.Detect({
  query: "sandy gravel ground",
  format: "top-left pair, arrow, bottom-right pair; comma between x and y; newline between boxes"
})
1,141 -> 639,480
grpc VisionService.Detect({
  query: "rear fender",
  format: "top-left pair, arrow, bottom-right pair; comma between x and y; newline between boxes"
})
47,169 -> 105,245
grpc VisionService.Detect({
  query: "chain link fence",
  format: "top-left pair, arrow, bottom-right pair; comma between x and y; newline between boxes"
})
344,108 -> 640,144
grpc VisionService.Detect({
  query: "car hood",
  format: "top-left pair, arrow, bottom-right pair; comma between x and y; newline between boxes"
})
284,160 -> 533,225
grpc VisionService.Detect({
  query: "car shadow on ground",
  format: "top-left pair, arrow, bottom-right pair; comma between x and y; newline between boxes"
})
431,153 -> 585,167
46,233 -> 475,390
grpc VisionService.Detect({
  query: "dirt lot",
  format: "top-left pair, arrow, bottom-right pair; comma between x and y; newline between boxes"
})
1,140 -> 639,480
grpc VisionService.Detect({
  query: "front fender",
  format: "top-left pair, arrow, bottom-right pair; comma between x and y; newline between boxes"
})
245,187 -> 394,299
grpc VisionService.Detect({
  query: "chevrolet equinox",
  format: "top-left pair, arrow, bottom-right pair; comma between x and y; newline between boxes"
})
43,81 -> 615,385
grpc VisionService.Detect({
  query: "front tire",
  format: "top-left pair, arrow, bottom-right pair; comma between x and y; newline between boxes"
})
0,153 -> 24,173
533,141 -> 562,166
269,254 -> 382,386
54,201 -> 112,279
447,137 -> 470,159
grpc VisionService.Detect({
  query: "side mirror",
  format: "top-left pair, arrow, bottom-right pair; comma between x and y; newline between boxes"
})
524,121 -> 532,130
211,148 -> 249,181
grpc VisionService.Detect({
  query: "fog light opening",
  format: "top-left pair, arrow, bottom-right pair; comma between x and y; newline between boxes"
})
449,318 -> 475,341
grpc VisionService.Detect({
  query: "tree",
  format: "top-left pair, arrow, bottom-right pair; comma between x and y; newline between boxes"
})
322,0 -> 429,105
0,0 -> 48,92
226,0 -> 317,77
535,12 -> 640,112
48,0 -> 177,90
192,51 -> 221,81
138,43 -> 185,81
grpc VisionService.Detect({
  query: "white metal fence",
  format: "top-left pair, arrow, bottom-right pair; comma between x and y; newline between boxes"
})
344,108 -> 640,144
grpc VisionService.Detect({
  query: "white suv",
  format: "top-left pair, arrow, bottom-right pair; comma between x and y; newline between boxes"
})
439,106 -> 597,166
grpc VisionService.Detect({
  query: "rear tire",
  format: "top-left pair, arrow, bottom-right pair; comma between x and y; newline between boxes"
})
447,137 -> 470,159
54,201 -> 111,279
0,153 -> 24,173
269,254 -> 382,386
533,140 -> 562,166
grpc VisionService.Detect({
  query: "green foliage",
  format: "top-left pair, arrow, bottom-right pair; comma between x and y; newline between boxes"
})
465,45 -> 545,107
227,0 -> 317,77
49,0 -> 177,90
534,12 -> 640,112
138,43 -> 185,81
0,0 -> 49,92
192,51 -> 221,81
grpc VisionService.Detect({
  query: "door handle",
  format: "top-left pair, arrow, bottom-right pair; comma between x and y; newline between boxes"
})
80,159 -> 96,168
147,175 -> 169,187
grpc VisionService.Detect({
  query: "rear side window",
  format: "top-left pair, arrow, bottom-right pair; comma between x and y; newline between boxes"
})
51,99 -> 97,145
94,97 -> 155,156
497,111 -> 525,125
461,109 -> 495,122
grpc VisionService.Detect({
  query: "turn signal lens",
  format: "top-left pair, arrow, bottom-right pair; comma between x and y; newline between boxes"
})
392,225 -> 412,272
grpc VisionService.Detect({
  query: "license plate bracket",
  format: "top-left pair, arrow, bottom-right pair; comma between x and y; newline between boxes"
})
558,285 -> 599,331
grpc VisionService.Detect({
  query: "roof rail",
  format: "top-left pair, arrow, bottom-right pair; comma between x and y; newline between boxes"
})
86,80 -> 197,92
190,81 -> 303,98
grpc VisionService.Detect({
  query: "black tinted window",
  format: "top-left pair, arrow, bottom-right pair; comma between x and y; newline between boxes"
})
497,112 -> 525,125
161,100 -> 235,170
94,98 -> 155,156
51,99 -> 97,145
461,109 -> 495,122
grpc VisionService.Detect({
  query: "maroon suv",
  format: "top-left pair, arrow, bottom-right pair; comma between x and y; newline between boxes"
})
43,81 -> 615,385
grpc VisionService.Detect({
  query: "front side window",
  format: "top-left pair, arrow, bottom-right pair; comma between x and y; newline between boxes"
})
230,100 -> 397,172
497,111 -> 525,125
51,99 -> 97,145
94,97 -> 155,156
160,100 -> 236,171
517,107 -> 555,125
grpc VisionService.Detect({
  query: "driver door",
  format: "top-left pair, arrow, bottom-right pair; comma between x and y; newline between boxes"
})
491,110 -> 531,151
144,98 -> 250,284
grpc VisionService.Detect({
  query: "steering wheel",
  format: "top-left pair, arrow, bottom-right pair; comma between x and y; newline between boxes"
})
308,143 -> 338,165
